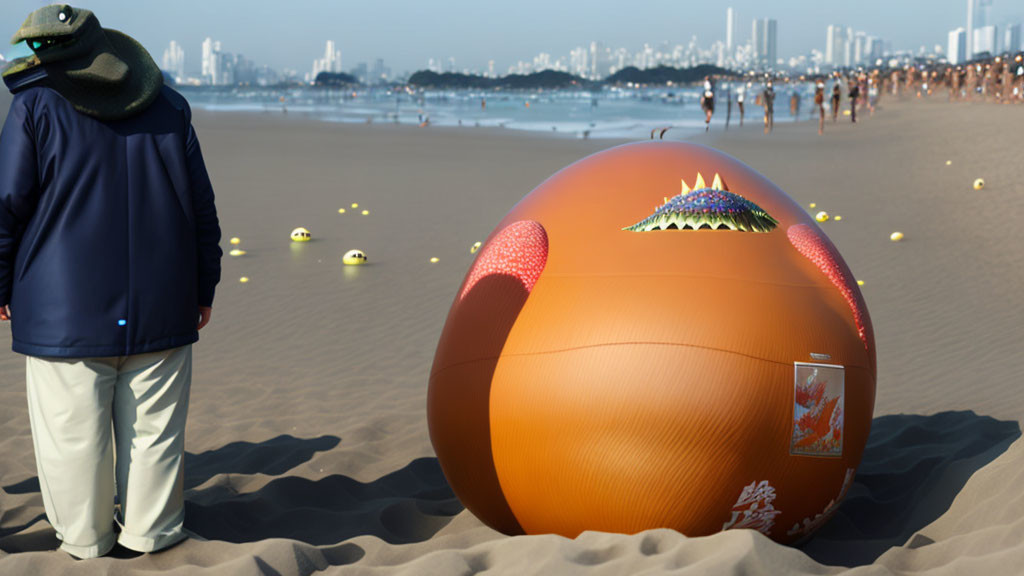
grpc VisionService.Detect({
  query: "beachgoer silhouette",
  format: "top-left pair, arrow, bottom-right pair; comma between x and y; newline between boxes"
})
831,78 -> 841,122
700,76 -> 715,132
737,83 -> 746,126
762,81 -> 775,134
848,78 -> 860,123
814,82 -> 825,135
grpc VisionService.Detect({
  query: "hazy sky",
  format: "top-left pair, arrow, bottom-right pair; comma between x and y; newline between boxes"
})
2,1 -> 1022,74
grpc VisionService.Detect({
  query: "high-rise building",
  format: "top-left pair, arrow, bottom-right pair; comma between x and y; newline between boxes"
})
966,0 -> 975,60
726,7 -> 736,52
948,28 -> 967,64
201,37 -> 219,83
370,58 -> 388,84
977,0 -> 992,27
233,54 -> 254,85
750,18 -> 776,67
311,40 -> 342,80
570,46 -> 588,78
825,25 -> 845,66
1004,23 -> 1021,52
589,41 -> 606,79
865,36 -> 883,64
765,19 -> 777,65
852,31 -> 867,65
161,40 -> 185,80
751,20 -> 761,64
843,27 -> 855,66
973,25 -> 998,55
200,38 -> 233,85
350,62 -> 368,83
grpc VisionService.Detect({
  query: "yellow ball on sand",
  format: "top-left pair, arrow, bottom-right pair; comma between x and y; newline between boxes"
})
429,257 -> 440,263
834,215 -> 842,221
229,237 -> 241,245
857,280 -> 865,286
290,227 -> 312,242
815,211 -> 829,223
239,277 -> 250,283
361,210 -> 370,216
351,203 -> 359,209
470,241 -> 482,254
809,202 -> 817,209
338,208 -> 346,214
945,160 -> 952,166
342,249 -> 368,266
973,178 -> 985,190
229,249 -> 247,257
890,231 -> 904,242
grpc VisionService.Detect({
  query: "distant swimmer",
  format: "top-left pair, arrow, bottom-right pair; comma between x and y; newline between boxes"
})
700,76 -> 715,132
790,90 -> 801,118
481,98 -> 486,110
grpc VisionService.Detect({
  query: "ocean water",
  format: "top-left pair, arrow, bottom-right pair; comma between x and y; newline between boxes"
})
183,84 -> 819,140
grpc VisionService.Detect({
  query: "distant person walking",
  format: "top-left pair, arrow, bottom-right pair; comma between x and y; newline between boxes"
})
848,78 -> 860,123
868,76 -> 878,115
700,76 -> 715,132
814,81 -> 825,135
789,90 -> 800,118
831,78 -> 842,122
725,82 -> 732,130
737,83 -> 746,126
762,81 -> 775,135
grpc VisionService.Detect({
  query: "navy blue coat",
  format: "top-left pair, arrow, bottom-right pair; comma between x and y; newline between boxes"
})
0,80 -> 221,357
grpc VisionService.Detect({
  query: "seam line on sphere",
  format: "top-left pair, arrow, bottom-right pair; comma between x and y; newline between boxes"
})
540,272 -> 828,289
430,340 -> 870,381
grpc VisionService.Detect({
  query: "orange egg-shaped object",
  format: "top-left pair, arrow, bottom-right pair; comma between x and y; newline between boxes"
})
427,142 -> 875,544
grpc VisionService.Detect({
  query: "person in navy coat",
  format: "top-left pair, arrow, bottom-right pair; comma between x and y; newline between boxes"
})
0,5 -> 221,558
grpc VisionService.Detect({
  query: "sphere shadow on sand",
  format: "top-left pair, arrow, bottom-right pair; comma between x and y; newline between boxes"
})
1,413 -> 1017,561
800,410 -> 1020,567
184,457 -> 461,546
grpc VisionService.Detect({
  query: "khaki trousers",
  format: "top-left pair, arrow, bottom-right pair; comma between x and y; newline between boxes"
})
25,345 -> 192,559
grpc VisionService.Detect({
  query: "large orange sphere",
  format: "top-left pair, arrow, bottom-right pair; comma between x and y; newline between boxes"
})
428,142 -> 875,543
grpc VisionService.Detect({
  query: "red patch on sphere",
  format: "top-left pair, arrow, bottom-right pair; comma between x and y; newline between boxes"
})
787,224 -> 869,348
460,221 -> 549,301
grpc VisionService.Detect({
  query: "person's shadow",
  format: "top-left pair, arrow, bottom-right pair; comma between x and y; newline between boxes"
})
0,434 -> 463,551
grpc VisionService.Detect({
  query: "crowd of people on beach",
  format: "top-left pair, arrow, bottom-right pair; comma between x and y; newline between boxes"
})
698,51 -> 1024,136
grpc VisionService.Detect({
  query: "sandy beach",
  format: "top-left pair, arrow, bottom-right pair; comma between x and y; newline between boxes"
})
1,88 -> 1024,574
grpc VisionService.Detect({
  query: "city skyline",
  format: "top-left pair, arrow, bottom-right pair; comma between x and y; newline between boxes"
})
2,0 -> 1022,75
157,3 -> 1023,88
